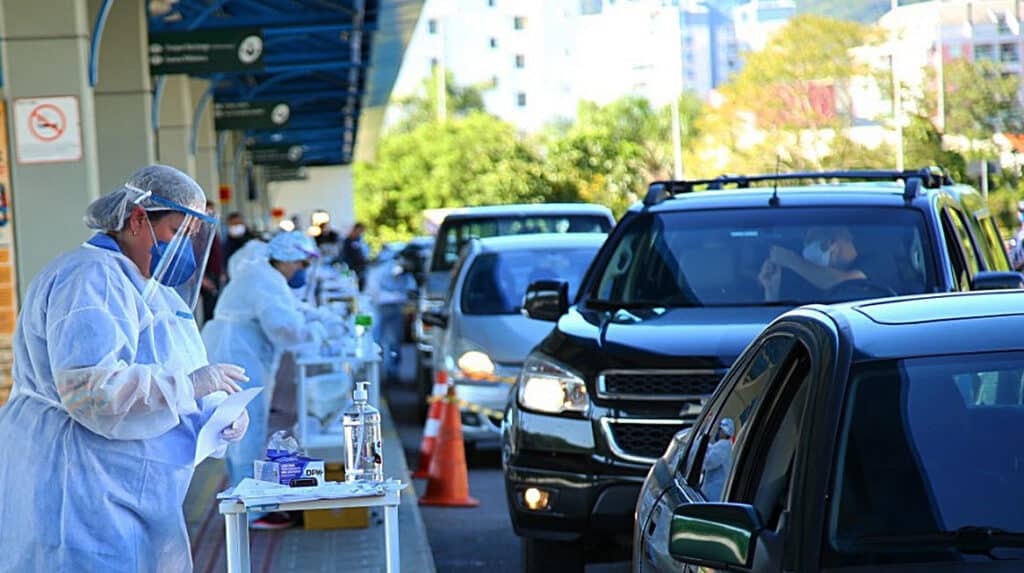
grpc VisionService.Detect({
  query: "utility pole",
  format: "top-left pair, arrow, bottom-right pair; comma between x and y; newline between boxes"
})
671,97 -> 684,179
935,15 -> 945,132
891,0 -> 904,171
436,12 -> 447,124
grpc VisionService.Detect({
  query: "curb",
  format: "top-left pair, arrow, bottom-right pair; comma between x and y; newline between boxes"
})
380,398 -> 438,573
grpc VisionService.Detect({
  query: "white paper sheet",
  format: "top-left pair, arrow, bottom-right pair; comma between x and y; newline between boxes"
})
194,387 -> 263,468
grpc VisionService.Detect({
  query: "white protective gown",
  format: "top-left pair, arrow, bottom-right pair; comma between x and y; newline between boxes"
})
203,259 -> 316,403
202,259 -> 317,485
0,235 -> 211,572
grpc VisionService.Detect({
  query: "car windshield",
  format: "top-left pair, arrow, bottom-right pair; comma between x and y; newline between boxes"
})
824,352 -> 1024,566
590,207 -> 937,307
461,247 -> 597,315
433,215 -> 611,271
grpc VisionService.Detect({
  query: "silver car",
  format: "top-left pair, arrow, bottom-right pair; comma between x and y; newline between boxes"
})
424,233 -> 606,444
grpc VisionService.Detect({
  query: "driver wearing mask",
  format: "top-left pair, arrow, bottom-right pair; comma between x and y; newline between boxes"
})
759,226 -> 866,302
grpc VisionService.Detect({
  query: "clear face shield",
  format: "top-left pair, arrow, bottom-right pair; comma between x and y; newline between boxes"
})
131,189 -> 219,310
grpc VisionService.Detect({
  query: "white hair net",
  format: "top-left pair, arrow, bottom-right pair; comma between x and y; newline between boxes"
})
84,164 -> 207,232
268,231 -> 319,262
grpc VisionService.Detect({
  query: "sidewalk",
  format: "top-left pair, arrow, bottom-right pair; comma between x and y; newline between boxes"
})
184,353 -> 436,573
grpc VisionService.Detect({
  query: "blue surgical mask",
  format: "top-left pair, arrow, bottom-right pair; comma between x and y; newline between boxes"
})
147,219 -> 197,287
1018,212 -> 1024,224
288,267 -> 308,289
802,241 -> 832,267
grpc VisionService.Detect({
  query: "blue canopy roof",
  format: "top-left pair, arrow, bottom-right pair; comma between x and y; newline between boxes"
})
147,0 -> 420,167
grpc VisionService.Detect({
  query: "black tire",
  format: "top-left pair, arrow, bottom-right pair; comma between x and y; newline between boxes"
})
522,537 -> 585,573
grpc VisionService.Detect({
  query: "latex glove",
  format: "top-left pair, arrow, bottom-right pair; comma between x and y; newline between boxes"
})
189,364 -> 248,398
220,409 -> 250,442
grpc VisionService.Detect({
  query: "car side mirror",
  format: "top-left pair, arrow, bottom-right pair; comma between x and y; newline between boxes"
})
669,503 -> 764,569
970,270 -> 1024,291
522,280 -> 569,322
421,310 -> 449,329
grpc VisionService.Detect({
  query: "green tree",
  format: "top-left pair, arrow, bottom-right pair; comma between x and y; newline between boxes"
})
355,112 -> 576,247
544,94 -> 702,214
693,15 -> 885,175
392,69 -> 487,132
943,58 -> 1024,146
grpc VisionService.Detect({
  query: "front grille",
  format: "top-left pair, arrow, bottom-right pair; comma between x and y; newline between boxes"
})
602,419 -> 691,463
597,370 -> 723,400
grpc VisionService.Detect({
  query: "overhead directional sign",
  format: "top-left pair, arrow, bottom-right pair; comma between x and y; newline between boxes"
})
250,144 -> 303,166
149,29 -> 264,75
214,101 -> 291,130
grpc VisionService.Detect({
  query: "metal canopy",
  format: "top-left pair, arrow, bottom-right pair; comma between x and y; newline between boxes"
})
148,0 -> 382,167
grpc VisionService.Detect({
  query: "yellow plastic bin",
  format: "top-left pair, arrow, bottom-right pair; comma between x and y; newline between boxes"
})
303,463 -> 370,530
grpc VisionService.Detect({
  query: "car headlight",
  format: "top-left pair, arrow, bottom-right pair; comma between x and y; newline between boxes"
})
456,351 -> 496,380
517,353 -> 588,414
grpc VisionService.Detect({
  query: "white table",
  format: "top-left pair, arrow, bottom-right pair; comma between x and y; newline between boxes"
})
219,485 -> 402,573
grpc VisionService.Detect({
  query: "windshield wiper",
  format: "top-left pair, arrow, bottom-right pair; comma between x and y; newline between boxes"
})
854,526 -> 1024,555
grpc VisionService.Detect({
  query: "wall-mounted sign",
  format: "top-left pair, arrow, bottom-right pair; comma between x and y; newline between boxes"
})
265,166 -> 309,182
0,101 -> 18,405
214,100 -> 290,130
13,96 -> 83,164
149,29 -> 264,75
250,144 -> 303,166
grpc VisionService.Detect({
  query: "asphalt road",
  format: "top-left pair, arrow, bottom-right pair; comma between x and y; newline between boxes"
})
386,376 -> 630,573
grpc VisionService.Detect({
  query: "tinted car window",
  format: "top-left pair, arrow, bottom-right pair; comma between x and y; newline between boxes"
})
946,208 -> 982,275
692,335 -> 796,501
825,353 -> 1024,566
461,247 -> 596,315
592,207 -> 936,307
433,215 -> 611,271
979,216 -> 1010,271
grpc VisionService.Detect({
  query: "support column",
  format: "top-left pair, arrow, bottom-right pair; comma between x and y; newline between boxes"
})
156,74 -> 196,176
190,79 -> 219,200
1,0 -> 101,294
89,0 -> 155,194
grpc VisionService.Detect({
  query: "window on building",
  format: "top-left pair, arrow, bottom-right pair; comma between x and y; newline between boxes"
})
998,15 -> 1012,34
488,0 -> 496,6
516,92 -> 527,107
515,54 -> 525,68
489,37 -> 498,48
491,75 -> 499,87
430,57 -> 438,69
1001,42 -> 1019,62
975,44 -> 996,61
513,16 -> 526,30
949,43 -> 963,58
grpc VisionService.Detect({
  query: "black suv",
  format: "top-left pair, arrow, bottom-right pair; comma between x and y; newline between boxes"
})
636,290 -> 1024,572
501,169 -> 1020,571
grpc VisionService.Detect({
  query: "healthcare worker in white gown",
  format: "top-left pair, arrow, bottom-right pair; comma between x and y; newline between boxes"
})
202,231 -> 328,527
0,165 -> 251,572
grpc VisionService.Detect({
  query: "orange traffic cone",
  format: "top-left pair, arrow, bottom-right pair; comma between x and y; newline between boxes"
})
413,371 -> 449,478
419,385 -> 479,507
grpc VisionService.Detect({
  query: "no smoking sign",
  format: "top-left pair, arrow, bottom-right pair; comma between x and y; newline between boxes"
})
14,96 -> 83,164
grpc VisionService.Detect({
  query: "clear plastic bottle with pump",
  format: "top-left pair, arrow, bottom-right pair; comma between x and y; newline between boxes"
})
342,381 -> 383,483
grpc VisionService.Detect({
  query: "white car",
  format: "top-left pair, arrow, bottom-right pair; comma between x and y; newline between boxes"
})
423,233 -> 606,444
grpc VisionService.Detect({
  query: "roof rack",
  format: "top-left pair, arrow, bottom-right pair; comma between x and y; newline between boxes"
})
644,166 -> 954,206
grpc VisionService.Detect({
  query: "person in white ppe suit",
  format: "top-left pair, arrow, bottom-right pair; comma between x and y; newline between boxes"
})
0,165 -> 251,573
701,418 -> 735,502
202,231 -> 328,528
